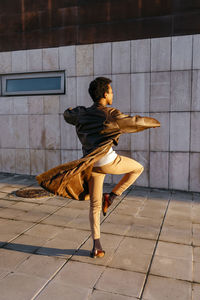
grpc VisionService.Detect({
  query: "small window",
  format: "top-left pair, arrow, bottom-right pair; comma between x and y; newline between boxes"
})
2,71 -> 65,96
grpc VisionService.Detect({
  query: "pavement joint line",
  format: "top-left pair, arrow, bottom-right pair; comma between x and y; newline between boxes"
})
139,190 -> 172,300
100,187 -> 134,225
192,193 -> 194,285
31,232 -> 93,299
31,187 -> 133,299
30,258 -> 71,300
1,198 -> 74,249
140,272 -> 198,285
91,287 -> 140,299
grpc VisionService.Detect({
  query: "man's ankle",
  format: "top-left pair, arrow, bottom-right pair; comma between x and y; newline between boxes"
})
109,192 -> 117,203
93,238 -> 102,250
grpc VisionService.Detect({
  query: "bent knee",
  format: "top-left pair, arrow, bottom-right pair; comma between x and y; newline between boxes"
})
138,164 -> 144,174
135,163 -> 144,174
129,163 -> 144,175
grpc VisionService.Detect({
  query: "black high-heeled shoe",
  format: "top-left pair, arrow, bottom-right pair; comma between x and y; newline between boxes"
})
90,248 -> 105,258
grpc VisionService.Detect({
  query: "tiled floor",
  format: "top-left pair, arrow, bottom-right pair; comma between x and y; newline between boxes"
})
0,172 -> 199,300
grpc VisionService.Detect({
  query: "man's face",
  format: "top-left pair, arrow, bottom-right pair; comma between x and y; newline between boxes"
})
105,84 -> 113,105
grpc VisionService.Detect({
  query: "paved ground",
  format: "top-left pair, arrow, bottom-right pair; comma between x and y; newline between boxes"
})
0,172 -> 199,300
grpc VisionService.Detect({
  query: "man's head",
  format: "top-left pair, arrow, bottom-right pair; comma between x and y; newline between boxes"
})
88,77 -> 113,105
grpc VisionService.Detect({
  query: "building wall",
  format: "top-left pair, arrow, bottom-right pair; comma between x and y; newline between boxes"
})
0,34 -> 200,192
0,0 -> 200,52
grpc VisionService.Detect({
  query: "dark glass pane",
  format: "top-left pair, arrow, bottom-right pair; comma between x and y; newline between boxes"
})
6,76 -> 61,92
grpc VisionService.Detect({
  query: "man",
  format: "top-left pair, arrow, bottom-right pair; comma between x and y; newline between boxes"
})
37,77 -> 160,258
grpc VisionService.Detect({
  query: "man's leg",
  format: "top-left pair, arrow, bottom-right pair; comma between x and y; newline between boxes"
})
95,155 -> 144,195
88,170 -> 105,255
94,155 -> 144,214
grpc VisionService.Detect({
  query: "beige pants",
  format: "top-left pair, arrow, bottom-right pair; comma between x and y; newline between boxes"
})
88,155 -> 144,239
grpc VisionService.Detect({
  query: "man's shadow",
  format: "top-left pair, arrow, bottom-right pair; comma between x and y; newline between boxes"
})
0,241 -> 90,257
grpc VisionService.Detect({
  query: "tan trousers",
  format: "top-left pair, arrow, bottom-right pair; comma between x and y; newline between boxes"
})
88,155 -> 144,239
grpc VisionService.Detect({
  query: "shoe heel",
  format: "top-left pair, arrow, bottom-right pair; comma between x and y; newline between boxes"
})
90,249 -> 105,258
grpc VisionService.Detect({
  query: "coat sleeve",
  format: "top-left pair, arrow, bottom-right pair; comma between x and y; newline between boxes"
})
111,109 -> 160,133
63,107 -> 79,125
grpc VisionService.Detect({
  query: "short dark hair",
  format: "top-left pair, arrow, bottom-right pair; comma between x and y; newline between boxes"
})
88,77 -> 112,102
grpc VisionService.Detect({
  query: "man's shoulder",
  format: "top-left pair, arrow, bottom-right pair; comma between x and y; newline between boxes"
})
106,107 -> 122,117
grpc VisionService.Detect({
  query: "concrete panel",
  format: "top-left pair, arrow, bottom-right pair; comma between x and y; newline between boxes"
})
28,96 -> 43,114
131,151 -> 149,187
30,149 -> 45,175
61,150 -> 78,164
150,152 -> 169,189
14,115 -> 29,148
131,73 -> 150,113
169,152 -> 189,191
111,74 -> 131,112
143,275 -> 191,300
190,153 -> 200,192
94,43 -> 111,75
15,149 -> 30,174
61,116 -> 77,149
36,281 -> 91,300
29,115 -> 45,149
96,268 -> 145,298
15,254 -> 64,280
131,122 -> 149,151
13,97 -> 28,114
0,97 -> 13,114
45,150 -> 61,171
131,39 -> 150,72
193,284 -> 200,300
90,290 -> 134,300
116,133 -> 131,151
77,76 -> 93,107
43,95 -> 59,114
0,51 -> 12,73
112,41 -> 131,74
150,113 -> 169,151
60,77 -> 76,113
191,112 -> 200,152
108,236 -> 155,273
0,116 -> 16,148
76,45 -> 93,76
170,112 -> 190,151
193,34 -> 200,69
27,49 -> 42,72
12,50 -> 27,72
59,45 -> 76,76
0,273 -> 46,300
54,261 -> 103,289
43,48 -> 59,70
1,149 -> 16,173
44,115 -> 60,149
171,71 -> 191,111
151,252 -> 192,281
172,36 -> 192,70
192,70 -> 200,111
150,72 -> 170,112
151,37 -> 171,71
151,241 -> 192,281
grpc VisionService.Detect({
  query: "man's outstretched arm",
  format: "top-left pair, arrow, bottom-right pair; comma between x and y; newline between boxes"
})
111,109 -> 160,133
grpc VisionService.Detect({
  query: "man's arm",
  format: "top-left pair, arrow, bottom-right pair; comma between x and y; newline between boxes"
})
63,107 -> 81,125
111,109 -> 160,133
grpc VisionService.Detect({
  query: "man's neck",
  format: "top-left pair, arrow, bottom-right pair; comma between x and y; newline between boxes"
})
98,98 -> 107,106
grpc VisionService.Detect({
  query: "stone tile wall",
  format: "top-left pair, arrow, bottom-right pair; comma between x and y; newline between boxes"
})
0,34 -> 200,192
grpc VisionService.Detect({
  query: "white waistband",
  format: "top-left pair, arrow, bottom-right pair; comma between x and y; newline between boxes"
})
94,147 -> 117,167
